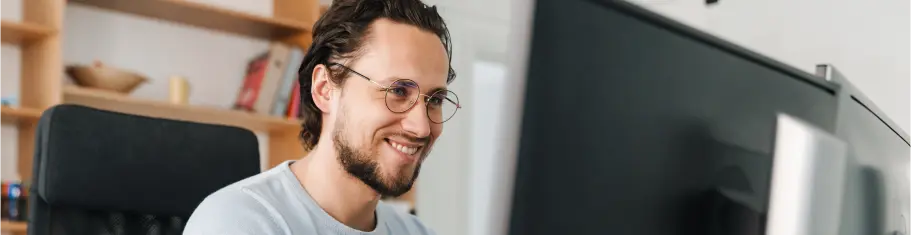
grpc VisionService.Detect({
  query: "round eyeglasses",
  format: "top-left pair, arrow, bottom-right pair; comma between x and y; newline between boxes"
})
327,63 -> 461,124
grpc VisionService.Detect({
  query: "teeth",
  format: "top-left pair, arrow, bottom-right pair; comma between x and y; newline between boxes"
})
390,141 -> 418,155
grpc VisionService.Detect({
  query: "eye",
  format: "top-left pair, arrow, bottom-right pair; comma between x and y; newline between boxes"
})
427,94 -> 445,107
389,86 -> 409,97
388,80 -> 418,98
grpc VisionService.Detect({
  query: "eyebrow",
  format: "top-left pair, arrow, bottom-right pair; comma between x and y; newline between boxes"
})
427,86 -> 447,95
382,76 -> 448,94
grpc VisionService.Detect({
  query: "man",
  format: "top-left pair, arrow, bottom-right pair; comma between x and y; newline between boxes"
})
183,0 -> 459,234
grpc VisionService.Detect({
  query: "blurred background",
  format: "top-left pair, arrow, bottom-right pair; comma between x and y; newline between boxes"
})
0,0 -> 907,234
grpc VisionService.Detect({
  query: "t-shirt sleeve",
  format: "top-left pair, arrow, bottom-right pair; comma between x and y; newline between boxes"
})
183,188 -> 285,235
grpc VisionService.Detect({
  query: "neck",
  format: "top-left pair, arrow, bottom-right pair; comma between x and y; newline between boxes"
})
291,142 -> 382,232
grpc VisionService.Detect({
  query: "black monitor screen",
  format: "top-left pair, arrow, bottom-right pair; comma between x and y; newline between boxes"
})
507,0 -> 839,234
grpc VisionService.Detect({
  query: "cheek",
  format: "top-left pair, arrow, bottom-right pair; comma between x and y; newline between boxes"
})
430,123 -> 443,139
363,106 -> 402,140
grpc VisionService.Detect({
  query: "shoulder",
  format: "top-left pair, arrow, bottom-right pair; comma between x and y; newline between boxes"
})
377,202 -> 436,235
184,164 -> 295,234
183,185 -> 284,234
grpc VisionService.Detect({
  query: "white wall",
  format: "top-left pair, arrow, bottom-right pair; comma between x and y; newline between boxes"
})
413,1 -> 514,235
467,61 -> 507,235
1,0 -> 275,180
1,0 -> 26,181
1,45 -> 23,180
636,0 -> 910,132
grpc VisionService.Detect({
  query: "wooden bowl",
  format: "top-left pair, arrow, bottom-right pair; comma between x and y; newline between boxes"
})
66,61 -> 148,94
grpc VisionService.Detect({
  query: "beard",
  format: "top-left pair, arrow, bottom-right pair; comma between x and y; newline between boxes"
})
332,115 -> 425,197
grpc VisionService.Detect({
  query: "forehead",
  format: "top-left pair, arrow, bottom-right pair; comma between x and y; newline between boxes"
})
353,18 -> 449,89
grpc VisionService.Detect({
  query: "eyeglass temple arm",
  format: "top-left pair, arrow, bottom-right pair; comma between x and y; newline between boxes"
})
449,97 -> 461,108
328,63 -> 389,89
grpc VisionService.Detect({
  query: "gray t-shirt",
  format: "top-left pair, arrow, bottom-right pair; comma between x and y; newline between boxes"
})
184,160 -> 434,235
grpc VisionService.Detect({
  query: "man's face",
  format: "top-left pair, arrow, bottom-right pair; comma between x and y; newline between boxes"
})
330,19 -> 450,197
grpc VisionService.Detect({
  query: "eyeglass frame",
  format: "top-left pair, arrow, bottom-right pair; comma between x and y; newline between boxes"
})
325,62 -> 461,124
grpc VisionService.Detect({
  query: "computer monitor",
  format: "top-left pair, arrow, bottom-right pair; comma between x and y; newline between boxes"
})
490,0 -> 909,234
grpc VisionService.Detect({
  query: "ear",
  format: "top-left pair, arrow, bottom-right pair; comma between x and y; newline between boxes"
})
311,64 -> 334,114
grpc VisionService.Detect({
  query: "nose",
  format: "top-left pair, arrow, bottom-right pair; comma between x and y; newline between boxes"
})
401,102 -> 432,138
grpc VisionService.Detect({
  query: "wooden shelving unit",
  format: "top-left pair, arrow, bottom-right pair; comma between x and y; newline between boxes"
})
0,0 -> 323,184
63,86 -> 300,133
0,106 -> 44,124
0,220 -> 28,234
68,0 -> 312,40
0,3 -> 326,231
0,20 -> 55,45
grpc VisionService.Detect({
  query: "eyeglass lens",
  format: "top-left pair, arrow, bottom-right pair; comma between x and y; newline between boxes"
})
427,90 -> 459,124
384,79 -> 459,124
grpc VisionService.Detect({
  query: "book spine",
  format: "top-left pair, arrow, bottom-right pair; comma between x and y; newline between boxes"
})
253,43 -> 292,115
233,53 -> 269,111
287,80 -> 301,120
271,47 -> 304,116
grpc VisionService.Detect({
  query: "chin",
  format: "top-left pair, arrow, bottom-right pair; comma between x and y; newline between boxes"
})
378,162 -> 420,191
380,163 -> 417,182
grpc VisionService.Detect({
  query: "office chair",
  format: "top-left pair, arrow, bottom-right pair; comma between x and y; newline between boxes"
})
27,104 -> 262,235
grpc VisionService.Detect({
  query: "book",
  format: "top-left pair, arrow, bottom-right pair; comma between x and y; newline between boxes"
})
252,42 -> 292,115
233,52 -> 269,111
287,80 -> 301,120
271,47 -> 304,116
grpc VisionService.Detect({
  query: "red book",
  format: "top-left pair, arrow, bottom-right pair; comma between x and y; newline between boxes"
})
234,53 -> 269,111
287,79 -> 301,120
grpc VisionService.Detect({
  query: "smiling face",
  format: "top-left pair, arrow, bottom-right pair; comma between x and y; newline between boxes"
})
324,18 -> 450,197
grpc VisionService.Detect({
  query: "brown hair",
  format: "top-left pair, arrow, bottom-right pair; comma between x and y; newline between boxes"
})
296,0 -> 455,151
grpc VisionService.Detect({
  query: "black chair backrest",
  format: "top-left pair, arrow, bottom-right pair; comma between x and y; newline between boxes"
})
28,104 -> 261,235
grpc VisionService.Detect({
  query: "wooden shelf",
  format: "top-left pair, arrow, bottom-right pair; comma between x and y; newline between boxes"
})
0,220 -> 27,233
1,20 -> 54,45
1,0 -> 319,205
63,86 -> 301,133
68,0 -> 311,40
1,106 -> 44,124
